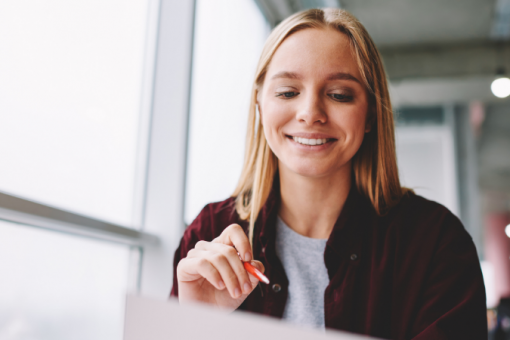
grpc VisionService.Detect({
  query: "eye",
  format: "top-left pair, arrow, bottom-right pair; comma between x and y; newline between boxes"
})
329,93 -> 353,102
276,91 -> 299,99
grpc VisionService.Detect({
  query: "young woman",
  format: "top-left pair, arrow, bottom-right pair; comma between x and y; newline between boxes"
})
171,8 -> 487,339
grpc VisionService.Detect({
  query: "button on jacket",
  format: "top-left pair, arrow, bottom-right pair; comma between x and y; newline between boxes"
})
171,185 -> 487,339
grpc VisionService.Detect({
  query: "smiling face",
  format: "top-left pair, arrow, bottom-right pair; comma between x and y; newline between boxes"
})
259,27 -> 370,179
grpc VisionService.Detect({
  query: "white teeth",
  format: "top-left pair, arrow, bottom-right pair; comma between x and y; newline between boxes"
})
292,136 -> 328,146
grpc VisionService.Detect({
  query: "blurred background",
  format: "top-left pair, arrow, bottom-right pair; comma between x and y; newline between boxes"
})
0,0 -> 509,338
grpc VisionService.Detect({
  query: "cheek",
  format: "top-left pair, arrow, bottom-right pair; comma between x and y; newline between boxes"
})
332,107 -> 368,146
352,112 -> 368,136
261,102 -> 291,142
351,116 -> 368,144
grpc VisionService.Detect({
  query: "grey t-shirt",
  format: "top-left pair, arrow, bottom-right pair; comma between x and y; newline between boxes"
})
275,216 -> 330,329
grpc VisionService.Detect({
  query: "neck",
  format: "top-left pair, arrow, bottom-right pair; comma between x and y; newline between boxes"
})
278,163 -> 352,239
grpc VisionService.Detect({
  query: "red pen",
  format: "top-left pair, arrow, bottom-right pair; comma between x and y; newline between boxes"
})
236,250 -> 270,284
243,261 -> 270,284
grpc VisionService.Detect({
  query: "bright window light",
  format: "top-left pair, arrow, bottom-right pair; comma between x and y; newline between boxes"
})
491,77 -> 510,98
505,224 -> 510,238
0,221 -> 130,340
185,0 -> 269,224
0,0 -> 151,226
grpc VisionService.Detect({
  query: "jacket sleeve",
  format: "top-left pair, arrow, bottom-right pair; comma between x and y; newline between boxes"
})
410,214 -> 488,339
169,204 -> 214,298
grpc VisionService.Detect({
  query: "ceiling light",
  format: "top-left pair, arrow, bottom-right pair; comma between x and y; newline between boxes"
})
505,224 -> 510,238
491,77 -> 510,98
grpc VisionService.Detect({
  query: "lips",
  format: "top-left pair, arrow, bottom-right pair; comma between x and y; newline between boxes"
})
285,133 -> 337,146
291,136 -> 332,146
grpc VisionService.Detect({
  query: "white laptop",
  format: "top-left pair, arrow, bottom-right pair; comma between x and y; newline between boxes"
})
123,294 -> 380,340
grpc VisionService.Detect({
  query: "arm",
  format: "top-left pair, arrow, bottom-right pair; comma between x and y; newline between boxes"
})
410,216 -> 487,339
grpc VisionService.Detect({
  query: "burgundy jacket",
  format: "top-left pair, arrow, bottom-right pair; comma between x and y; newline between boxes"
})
171,185 -> 487,339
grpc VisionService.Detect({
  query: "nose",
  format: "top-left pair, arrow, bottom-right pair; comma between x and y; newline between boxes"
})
295,91 -> 327,125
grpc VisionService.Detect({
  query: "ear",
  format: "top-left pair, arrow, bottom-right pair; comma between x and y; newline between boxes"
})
257,102 -> 263,125
256,90 -> 263,125
365,119 -> 372,133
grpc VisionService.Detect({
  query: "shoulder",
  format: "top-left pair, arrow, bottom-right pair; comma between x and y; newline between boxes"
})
379,194 -> 485,338
377,193 -> 482,302
389,192 -> 455,220
184,197 -> 244,242
383,192 -> 473,251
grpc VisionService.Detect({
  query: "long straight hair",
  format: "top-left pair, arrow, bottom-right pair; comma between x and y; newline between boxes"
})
232,8 -> 409,246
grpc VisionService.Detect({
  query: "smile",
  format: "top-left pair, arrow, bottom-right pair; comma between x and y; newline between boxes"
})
290,136 -> 335,146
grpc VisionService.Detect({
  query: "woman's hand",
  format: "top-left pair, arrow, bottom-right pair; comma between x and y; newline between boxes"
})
176,224 -> 265,311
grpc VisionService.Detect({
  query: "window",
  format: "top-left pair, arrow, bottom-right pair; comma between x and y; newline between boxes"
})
0,221 -> 131,340
185,0 -> 269,224
395,106 -> 459,215
0,0 -> 161,338
0,0 -> 263,336
0,0 -> 153,227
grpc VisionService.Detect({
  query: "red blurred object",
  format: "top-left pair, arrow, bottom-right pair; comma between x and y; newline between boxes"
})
243,261 -> 269,284
485,213 -> 510,301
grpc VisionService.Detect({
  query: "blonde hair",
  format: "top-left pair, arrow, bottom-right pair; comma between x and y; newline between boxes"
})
232,8 -> 409,245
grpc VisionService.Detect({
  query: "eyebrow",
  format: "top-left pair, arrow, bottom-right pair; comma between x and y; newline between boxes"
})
270,71 -> 302,80
270,71 -> 361,84
326,72 -> 361,84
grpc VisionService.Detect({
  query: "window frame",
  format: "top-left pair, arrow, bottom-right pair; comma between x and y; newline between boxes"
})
0,0 -> 196,299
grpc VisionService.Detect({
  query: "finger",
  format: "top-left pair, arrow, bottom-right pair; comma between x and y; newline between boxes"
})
186,246 -> 216,259
194,258 -> 225,290
193,240 -> 210,252
213,224 -> 252,262
207,252 -> 243,299
195,242 -> 252,294
177,257 -> 225,290
186,248 -> 200,258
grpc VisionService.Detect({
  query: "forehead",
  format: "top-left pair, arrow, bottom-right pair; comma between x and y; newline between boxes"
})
266,28 -> 360,81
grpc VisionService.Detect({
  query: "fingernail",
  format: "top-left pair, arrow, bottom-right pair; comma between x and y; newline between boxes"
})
244,252 -> 252,262
234,287 -> 241,298
243,282 -> 251,293
218,281 -> 225,289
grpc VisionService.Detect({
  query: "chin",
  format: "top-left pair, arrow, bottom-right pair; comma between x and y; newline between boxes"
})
286,161 -> 334,178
